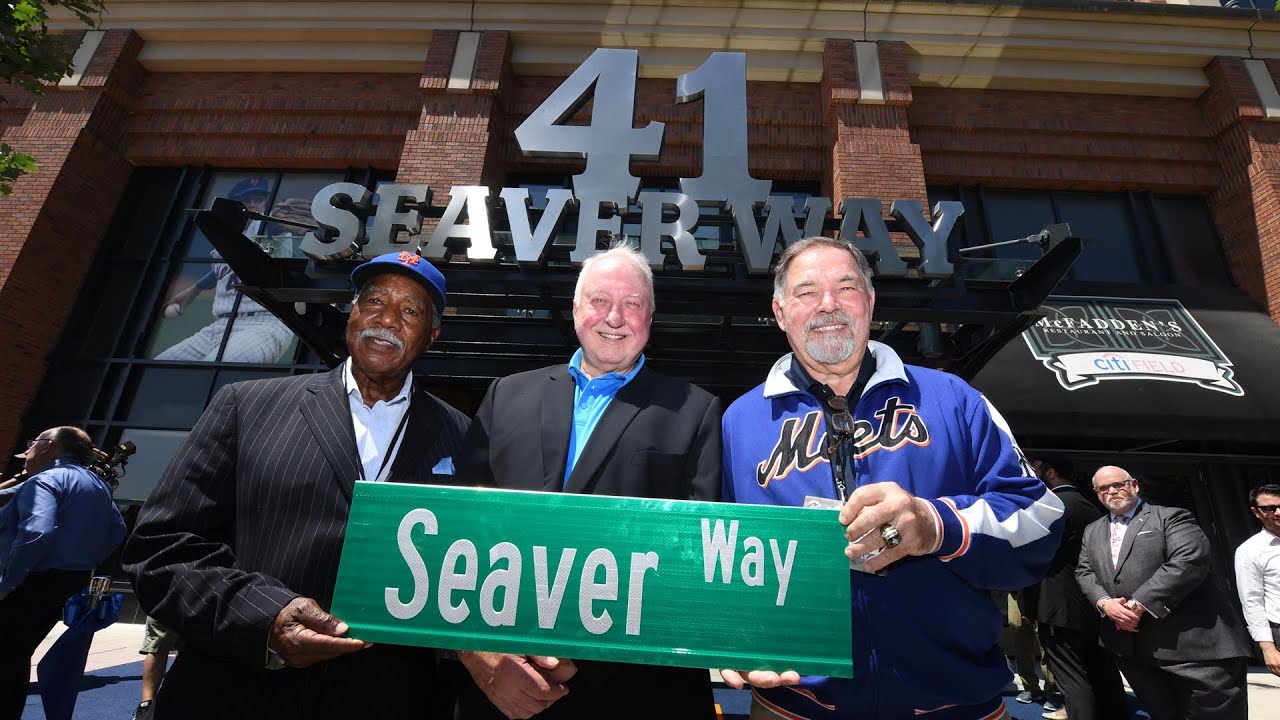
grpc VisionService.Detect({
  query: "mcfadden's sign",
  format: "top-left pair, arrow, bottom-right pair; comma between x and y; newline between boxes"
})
1022,297 -> 1243,396
297,49 -> 962,277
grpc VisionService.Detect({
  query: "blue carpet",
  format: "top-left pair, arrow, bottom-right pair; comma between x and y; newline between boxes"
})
23,663 -> 1151,719
23,660 -> 146,720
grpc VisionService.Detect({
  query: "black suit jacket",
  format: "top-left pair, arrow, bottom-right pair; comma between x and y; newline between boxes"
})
1075,502 -> 1250,663
123,367 -> 469,719
451,363 -> 721,720
1027,484 -> 1103,631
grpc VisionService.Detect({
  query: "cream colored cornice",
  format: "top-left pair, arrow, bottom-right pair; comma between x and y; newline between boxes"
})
50,1 -> 1280,96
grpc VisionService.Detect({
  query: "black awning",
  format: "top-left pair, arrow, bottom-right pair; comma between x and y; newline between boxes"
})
972,290 -> 1280,453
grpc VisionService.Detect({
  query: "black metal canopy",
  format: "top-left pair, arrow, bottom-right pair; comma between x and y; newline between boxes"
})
196,197 -> 1085,397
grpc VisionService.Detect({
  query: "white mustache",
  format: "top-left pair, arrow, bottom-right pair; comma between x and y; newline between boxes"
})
360,326 -> 405,350
805,311 -> 852,333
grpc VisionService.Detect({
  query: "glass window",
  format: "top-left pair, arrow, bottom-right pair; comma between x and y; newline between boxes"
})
263,173 -> 344,259
1053,192 -> 1141,282
114,428 -> 189,504
119,368 -> 215,426
1153,196 -> 1231,286
183,173 -> 280,260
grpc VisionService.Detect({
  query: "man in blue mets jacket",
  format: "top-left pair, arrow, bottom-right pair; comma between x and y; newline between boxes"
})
720,237 -> 1064,720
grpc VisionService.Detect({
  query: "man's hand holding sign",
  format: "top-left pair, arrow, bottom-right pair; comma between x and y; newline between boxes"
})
719,481 -> 941,690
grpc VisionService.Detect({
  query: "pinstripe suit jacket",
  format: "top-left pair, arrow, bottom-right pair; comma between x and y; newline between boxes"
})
123,366 -> 468,719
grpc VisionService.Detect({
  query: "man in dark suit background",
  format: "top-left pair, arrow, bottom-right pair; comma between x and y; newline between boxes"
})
1025,454 -> 1126,720
123,251 -> 469,719
450,243 -> 721,720
1076,465 -> 1250,720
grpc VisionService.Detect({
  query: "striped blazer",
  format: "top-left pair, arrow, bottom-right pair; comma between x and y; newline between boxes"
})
123,366 -> 468,719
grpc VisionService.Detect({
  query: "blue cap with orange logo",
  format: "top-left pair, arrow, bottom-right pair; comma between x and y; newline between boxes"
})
228,177 -> 272,201
350,251 -> 447,315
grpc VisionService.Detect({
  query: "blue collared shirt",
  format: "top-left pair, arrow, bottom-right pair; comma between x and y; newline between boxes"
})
0,459 -> 126,592
563,349 -> 645,486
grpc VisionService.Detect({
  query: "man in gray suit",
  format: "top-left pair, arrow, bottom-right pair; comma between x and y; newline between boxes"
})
1076,465 -> 1250,720
124,251 -> 469,719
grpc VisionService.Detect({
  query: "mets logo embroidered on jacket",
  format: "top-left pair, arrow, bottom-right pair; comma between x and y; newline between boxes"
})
755,397 -> 931,487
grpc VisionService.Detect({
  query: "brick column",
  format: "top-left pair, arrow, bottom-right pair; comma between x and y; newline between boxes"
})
397,30 -> 512,193
0,30 -> 145,453
822,39 -> 926,208
1200,57 -> 1280,323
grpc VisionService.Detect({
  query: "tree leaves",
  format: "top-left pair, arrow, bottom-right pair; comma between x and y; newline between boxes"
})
0,1 -> 102,192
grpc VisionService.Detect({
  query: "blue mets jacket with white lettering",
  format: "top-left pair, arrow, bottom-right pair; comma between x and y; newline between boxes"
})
721,342 -> 1064,720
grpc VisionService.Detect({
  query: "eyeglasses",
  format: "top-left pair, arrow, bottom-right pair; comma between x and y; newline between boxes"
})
1255,505 -> 1280,515
1093,479 -> 1133,494
26,438 -> 52,450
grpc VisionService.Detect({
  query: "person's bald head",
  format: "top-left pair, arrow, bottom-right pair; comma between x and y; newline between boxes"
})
23,426 -> 93,475
1092,465 -> 1140,515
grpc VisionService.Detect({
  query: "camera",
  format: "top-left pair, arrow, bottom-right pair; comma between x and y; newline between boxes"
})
88,440 -> 137,490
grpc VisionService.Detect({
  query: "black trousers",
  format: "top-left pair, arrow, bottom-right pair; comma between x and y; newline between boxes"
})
1116,655 -> 1248,720
0,569 -> 88,720
1038,623 -> 1129,720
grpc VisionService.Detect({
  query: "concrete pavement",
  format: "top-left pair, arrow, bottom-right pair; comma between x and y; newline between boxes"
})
29,622 -> 1280,719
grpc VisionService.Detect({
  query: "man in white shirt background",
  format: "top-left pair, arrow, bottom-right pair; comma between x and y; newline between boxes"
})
1235,483 -> 1280,677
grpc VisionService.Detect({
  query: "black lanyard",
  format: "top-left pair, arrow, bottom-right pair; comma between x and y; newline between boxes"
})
347,373 -> 412,483
787,353 -> 876,502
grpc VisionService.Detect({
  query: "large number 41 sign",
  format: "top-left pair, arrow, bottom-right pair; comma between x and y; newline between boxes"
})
509,49 -> 957,278
513,49 -> 823,272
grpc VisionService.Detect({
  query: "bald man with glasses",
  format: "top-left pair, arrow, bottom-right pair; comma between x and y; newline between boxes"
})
1076,466 -> 1250,720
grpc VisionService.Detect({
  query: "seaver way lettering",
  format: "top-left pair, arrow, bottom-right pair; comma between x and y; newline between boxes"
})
756,397 -> 931,487
386,508 -> 660,637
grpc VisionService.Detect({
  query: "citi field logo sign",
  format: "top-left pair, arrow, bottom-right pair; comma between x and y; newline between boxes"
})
1022,297 -> 1243,396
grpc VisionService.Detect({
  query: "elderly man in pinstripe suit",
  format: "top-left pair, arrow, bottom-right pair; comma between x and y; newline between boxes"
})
124,251 -> 469,719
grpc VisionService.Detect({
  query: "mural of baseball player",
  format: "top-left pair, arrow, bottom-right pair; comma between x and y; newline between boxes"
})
153,177 -> 296,363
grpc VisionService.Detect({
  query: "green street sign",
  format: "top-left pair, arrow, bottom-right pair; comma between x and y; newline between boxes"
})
331,483 -> 853,677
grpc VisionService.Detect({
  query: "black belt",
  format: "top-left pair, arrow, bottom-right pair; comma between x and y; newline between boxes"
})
215,311 -> 270,319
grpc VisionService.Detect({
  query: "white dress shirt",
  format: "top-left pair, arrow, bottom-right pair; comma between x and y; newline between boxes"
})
1235,527 -> 1280,643
343,359 -> 411,483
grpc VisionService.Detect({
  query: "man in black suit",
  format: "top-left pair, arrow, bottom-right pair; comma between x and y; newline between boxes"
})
123,251 -> 469,719
450,244 -> 721,720
1076,465 -> 1251,720
1024,454 -> 1126,720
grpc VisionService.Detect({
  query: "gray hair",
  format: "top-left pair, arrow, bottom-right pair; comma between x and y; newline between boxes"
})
772,236 -> 875,303
49,426 -> 95,464
574,240 -> 656,313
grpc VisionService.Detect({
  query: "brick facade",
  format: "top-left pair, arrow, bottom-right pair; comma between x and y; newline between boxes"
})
1201,57 -> 1280,323
0,30 -> 145,455
4,26 -> 1280,449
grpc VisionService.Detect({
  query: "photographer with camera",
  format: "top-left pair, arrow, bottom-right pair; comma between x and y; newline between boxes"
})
0,426 -> 126,720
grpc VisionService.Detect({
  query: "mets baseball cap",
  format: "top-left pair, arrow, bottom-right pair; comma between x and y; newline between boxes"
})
227,177 -> 272,201
350,251 -> 447,314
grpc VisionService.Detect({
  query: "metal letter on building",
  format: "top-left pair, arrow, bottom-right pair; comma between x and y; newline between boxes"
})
499,187 -> 576,267
423,186 -> 495,262
889,200 -> 963,279
572,191 -> 629,263
366,184 -> 433,257
300,182 -> 371,260
837,198 -> 905,276
637,191 -> 703,271
515,49 -> 665,200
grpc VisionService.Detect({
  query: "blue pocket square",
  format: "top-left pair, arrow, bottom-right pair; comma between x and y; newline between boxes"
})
431,456 -> 455,475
